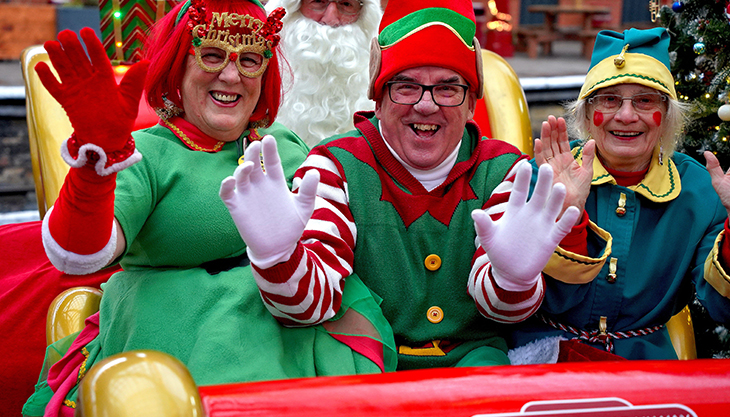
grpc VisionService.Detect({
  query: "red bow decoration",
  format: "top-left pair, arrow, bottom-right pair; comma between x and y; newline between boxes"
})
260,7 -> 286,49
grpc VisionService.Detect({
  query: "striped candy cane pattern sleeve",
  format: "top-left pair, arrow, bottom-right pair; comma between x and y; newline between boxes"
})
250,147 -> 356,326
252,145 -> 541,327
467,161 -> 545,323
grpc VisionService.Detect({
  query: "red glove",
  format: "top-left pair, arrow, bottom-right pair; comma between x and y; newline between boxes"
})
38,28 -> 148,273
35,27 -> 148,173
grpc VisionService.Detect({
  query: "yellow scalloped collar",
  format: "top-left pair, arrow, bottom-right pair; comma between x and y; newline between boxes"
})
572,145 -> 681,202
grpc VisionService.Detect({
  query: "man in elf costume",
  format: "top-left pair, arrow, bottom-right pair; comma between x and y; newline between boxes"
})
265,0 -> 382,147
220,0 -> 580,369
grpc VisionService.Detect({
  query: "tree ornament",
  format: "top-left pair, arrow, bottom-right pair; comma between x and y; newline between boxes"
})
694,42 -> 706,54
726,2 -> 730,24
719,104 -> 730,121
672,1 -> 684,12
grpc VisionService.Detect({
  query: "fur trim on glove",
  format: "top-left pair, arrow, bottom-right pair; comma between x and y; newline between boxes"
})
61,137 -> 142,176
42,206 -> 118,275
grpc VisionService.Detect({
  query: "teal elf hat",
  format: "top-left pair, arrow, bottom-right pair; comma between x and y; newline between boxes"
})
367,0 -> 483,100
579,27 -> 676,100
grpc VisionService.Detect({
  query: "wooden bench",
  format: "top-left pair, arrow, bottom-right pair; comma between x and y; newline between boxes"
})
515,26 -> 560,59
515,26 -> 601,60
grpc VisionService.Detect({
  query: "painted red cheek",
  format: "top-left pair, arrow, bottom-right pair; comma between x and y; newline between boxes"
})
653,111 -> 662,126
593,111 -> 604,126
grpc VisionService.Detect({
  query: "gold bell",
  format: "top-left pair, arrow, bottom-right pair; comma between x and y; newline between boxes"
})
615,193 -> 627,217
614,44 -> 630,69
606,257 -> 618,283
599,316 -> 608,336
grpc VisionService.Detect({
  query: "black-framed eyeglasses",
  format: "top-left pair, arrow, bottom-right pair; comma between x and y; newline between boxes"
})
303,0 -> 363,16
587,92 -> 668,113
386,81 -> 469,107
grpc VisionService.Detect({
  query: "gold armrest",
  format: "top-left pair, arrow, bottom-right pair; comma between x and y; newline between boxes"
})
21,45 -> 73,219
666,305 -> 697,360
46,286 -> 102,346
77,350 -> 203,417
480,49 -> 533,155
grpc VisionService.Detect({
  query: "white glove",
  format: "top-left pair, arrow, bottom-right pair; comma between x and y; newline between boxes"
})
472,161 -> 580,291
219,135 -> 320,268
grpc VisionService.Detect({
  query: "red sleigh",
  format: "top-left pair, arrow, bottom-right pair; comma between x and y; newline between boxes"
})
9,44 -> 726,416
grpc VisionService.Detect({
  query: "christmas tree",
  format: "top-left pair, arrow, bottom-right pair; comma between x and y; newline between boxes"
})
659,0 -> 730,168
659,0 -> 730,359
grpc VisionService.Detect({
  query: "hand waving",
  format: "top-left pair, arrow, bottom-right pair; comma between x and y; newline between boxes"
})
705,151 -> 730,220
220,135 -> 320,267
472,161 -> 580,291
534,115 -> 594,217
35,28 -> 149,153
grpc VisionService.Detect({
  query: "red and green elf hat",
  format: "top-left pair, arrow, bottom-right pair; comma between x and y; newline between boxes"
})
367,0 -> 483,100
580,27 -> 676,100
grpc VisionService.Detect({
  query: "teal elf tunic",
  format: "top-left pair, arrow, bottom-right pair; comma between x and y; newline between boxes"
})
509,143 -> 730,360
23,121 -> 395,416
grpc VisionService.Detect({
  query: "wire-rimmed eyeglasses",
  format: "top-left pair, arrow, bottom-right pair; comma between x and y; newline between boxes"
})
385,81 -> 469,107
302,0 -> 363,16
587,92 -> 668,113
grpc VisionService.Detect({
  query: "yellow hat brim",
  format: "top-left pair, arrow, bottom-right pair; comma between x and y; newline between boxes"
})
579,53 -> 676,100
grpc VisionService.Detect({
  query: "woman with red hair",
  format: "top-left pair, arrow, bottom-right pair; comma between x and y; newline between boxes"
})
22,0 -> 395,415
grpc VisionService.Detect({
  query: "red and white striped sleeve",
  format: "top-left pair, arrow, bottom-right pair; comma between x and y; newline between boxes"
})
467,161 -> 545,323
251,148 -> 356,327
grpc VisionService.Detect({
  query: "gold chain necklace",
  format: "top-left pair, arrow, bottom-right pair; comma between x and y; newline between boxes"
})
162,118 -> 225,152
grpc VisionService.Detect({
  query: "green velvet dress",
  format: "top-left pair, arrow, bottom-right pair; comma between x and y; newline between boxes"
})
23,121 -> 395,416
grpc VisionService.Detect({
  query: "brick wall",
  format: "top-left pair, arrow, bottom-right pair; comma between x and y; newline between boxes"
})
557,0 -> 622,29
0,3 -> 57,61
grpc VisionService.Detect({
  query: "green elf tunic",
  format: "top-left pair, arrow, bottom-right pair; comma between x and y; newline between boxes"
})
509,143 -> 730,360
253,112 -> 536,371
340,116 -> 520,369
23,120 -> 395,416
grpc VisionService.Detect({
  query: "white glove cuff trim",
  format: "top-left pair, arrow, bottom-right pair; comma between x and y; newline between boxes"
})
61,139 -> 142,176
246,242 -> 298,270
42,206 -> 118,275
490,263 -> 541,292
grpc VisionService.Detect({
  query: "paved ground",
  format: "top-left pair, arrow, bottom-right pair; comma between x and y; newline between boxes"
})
0,60 -> 23,87
507,41 -> 590,78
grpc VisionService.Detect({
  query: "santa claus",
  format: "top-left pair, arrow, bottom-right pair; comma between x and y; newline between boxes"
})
265,0 -> 382,147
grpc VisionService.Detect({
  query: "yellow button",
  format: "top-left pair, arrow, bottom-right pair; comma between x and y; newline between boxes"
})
427,306 -> 444,323
424,254 -> 442,271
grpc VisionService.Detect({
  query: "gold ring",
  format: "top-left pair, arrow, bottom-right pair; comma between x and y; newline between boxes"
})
546,156 -> 554,161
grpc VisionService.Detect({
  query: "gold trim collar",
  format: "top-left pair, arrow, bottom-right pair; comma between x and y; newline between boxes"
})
572,145 -> 681,202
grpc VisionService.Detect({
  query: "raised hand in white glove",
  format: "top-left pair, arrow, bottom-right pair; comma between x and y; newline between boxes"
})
219,135 -> 320,268
472,161 -> 580,292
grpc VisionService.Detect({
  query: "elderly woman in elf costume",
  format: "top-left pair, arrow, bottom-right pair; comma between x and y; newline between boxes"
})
22,0 -> 395,415
508,27 -> 730,362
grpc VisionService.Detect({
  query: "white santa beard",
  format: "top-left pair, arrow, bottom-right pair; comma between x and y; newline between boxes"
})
276,14 -> 374,147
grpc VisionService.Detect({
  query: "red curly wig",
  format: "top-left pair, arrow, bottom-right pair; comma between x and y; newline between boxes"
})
144,0 -> 282,128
